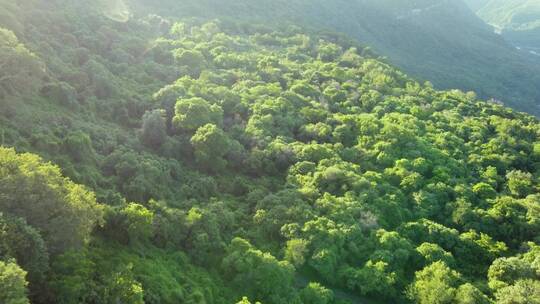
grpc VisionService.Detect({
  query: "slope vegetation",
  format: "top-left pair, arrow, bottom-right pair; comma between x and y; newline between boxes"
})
0,1 -> 539,303
99,0 -> 130,22
130,0 -> 540,115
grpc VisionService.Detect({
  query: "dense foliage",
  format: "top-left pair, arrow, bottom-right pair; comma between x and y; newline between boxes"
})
130,0 -> 540,115
0,0 -> 539,303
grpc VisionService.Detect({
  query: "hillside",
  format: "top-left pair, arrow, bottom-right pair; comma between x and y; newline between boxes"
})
0,0 -> 539,304
98,0 -> 131,22
465,0 -> 540,57
128,0 -> 540,115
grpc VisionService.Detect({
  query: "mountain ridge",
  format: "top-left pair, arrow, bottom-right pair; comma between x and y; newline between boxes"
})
464,0 -> 540,56
128,0 -> 540,115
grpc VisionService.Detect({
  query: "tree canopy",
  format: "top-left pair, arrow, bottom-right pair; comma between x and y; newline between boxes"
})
0,2 -> 539,303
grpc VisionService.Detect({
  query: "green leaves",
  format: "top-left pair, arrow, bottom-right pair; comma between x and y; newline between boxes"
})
488,243 -> 540,297
173,49 -> 207,77
0,260 -> 29,304
284,239 -> 309,268
495,279 -> 540,304
0,214 -> 49,288
140,109 -> 168,149
0,148 -> 103,255
2,10 -> 540,304
173,97 -> 223,133
121,203 -> 155,244
141,20 -> 540,301
300,282 -> 334,304
0,28 -> 44,97
191,123 -> 230,172
506,170 -> 534,198
223,238 -> 296,304
407,261 -> 461,304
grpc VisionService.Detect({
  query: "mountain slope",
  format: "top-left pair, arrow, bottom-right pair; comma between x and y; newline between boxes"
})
129,0 -> 540,115
468,0 -> 540,30
0,1 -> 539,303
465,0 -> 540,56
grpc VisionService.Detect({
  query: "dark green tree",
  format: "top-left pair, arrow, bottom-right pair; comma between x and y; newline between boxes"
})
0,28 -> 44,97
140,109 -> 168,149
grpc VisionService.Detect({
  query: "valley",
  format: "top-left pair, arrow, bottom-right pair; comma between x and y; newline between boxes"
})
465,0 -> 540,59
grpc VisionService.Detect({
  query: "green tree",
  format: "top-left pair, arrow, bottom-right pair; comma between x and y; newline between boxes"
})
353,260 -> 398,298
0,148 -> 103,255
284,239 -> 309,268
454,283 -> 492,304
506,170 -> 534,198
407,261 -> 461,304
49,250 -> 96,304
416,243 -> 455,267
0,260 -> 29,304
40,82 -> 78,108
473,182 -> 497,200
190,124 -> 230,172
237,297 -> 262,304
0,28 -> 44,97
495,279 -> 540,304
64,131 -> 94,163
454,230 -> 507,275
104,264 -> 144,304
300,282 -> 334,304
173,97 -> 223,132
488,257 -> 536,291
0,214 -> 49,288
173,49 -> 207,77
120,203 -> 155,244
140,109 -> 167,149
222,238 -> 296,304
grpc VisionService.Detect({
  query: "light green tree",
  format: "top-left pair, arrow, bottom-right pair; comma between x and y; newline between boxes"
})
191,124 -> 230,172
0,148 -> 103,255
300,282 -> 334,304
120,203 -> 155,243
407,261 -> 461,304
284,239 -> 309,268
173,97 -> 223,132
495,279 -> 540,304
454,283 -> 492,304
222,238 -> 296,304
506,170 -> 534,198
0,260 -> 29,304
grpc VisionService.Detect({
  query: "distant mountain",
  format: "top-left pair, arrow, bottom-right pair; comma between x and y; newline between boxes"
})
465,0 -> 540,56
464,0 -> 491,11
98,0 -> 130,22
129,0 -> 540,114
466,0 -> 540,31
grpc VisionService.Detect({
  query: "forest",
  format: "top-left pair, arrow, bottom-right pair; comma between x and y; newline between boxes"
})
131,0 -> 540,116
0,0 -> 539,303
